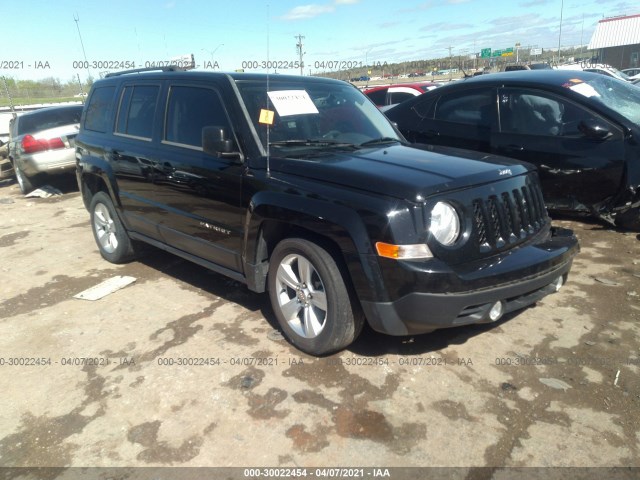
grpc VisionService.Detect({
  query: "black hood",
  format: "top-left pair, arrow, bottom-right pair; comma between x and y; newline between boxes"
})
268,143 -> 533,201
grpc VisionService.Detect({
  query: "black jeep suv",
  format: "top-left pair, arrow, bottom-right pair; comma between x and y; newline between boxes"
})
75,68 -> 578,355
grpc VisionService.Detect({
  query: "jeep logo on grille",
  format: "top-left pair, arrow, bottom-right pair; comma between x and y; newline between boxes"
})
499,168 -> 513,176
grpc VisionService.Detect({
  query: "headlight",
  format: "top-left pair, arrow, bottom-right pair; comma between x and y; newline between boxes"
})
430,201 -> 460,246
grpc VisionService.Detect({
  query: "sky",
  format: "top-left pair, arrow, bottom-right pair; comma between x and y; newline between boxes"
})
1,0 -> 638,83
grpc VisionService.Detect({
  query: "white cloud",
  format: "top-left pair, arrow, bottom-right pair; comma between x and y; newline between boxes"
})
334,0 -> 359,4
282,4 -> 336,20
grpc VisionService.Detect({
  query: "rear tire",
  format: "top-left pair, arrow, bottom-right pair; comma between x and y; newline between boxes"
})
89,191 -> 137,264
15,164 -> 38,194
268,238 -> 364,355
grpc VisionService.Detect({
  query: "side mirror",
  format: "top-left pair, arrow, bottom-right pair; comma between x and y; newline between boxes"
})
202,126 -> 243,160
578,119 -> 612,140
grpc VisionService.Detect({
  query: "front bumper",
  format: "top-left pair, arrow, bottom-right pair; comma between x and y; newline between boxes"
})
361,227 -> 579,336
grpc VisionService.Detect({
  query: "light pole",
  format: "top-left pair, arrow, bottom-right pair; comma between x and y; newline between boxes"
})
364,47 -> 373,86
557,0 -> 564,64
73,13 -> 91,83
201,44 -> 224,68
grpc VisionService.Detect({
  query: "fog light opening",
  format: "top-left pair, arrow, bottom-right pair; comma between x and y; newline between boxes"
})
553,276 -> 564,292
489,301 -> 504,322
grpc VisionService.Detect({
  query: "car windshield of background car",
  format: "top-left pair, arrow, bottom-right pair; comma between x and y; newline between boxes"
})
568,77 -> 640,125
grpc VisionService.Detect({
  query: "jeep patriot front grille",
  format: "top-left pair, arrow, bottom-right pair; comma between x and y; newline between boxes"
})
473,183 -> 547,253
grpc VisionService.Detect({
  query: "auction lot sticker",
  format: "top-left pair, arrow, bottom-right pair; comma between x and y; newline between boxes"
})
267,90 -> 319,117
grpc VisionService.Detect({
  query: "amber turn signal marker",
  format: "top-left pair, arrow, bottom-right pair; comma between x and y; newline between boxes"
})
375,242 -> 432,259
376,242 -> 400,258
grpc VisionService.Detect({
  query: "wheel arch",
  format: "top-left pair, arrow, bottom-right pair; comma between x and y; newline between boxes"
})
77,155 -> 120,211
243,191 -> 387,307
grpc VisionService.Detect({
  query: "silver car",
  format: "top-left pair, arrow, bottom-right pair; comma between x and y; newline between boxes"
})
8,105 -> 82,193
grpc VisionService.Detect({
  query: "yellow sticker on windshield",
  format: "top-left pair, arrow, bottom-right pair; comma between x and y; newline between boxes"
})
259,109 -> 275,125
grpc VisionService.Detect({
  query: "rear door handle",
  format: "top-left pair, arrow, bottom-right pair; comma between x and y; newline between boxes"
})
110,150 -> 123,160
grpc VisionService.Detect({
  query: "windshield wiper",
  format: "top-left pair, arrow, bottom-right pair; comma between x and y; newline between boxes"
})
269,139 -> 357,148
359,137 -> 401,147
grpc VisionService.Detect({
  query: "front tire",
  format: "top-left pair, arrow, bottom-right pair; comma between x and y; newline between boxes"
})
89,191 -> 137,264
268,238 -> 363,355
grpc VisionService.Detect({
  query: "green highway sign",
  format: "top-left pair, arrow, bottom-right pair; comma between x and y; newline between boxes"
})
491,47 -> 514,57
481,48 -> 491,58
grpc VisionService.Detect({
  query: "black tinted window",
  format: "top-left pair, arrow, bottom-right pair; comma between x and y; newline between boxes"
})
18,106 -> 83,135
85,86 -> 115,133
115,87 -> 133,134
435,90 -> 494,127
365,89 -> 388,106
389,92 -> 415,104
164,86 -> 230,148
115,85 -> 159,139
499,89 -> 597,137
412,97 -> 436,118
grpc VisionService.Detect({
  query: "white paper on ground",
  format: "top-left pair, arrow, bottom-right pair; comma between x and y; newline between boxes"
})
74,276 -> 137,301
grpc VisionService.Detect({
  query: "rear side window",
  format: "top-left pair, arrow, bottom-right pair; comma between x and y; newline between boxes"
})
115,85 -> 160,139
84,86 -> 116,133
164,86 -> 231,148
18,106 -> 83,135
435,89 -> 495,127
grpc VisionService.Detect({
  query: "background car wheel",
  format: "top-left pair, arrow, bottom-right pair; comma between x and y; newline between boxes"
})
89,191 -> 137,264
268,238 -> 364,355
14,164 -> 38,194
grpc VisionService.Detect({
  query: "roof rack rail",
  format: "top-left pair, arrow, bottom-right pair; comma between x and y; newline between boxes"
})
105,66 -> 187,78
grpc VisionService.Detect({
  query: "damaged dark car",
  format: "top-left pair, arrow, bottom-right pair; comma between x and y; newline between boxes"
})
385,70 -> 640,229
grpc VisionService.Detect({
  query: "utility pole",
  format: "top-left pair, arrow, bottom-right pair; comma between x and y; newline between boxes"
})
557,0 -> 564,64
2,77 -> 15,115
76,74 -> 85,99
73,13 -> 92,83
446,46 -> 453,80
295,34 -> 305,76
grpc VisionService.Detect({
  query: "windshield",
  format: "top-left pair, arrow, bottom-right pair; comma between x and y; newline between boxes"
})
236,79 -> 402,154
566,76 -> 640,125
584,67 -> 631,82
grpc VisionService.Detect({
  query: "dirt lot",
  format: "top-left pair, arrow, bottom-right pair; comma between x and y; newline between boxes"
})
0,175 -> 638,477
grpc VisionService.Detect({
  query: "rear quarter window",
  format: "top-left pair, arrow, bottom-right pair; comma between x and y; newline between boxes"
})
84,86 -> 116,133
